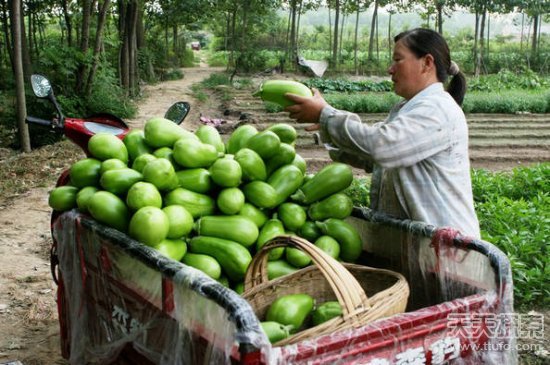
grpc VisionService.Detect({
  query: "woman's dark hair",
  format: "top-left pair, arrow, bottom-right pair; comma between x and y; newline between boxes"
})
394,28 -> 466,106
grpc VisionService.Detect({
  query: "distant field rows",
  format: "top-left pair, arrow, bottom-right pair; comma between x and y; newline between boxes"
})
227,91 -> 550,170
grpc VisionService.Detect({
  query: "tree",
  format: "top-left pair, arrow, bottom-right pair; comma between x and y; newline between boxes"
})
350,0 -> 371,74
85,0 -> 112,96
11,0 -> 31,152
331,0 -> 340,68
118,0 -> 140,96
519,0 -> 550,59
367,0 -> 378,61
60,0 -> 74,47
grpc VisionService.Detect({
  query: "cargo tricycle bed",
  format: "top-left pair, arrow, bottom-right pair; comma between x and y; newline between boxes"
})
52,206 -> 515,364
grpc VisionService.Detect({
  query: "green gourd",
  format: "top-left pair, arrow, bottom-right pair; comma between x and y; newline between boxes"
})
188,236 -> 252,282
308,193 -> 354,221
291,163 -> 353,204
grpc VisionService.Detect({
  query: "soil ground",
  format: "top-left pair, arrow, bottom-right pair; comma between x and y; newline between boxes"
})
0,57 -> 547,364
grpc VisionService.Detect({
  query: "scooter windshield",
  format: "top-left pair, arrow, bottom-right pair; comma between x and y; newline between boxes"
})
84,122 -> 126,135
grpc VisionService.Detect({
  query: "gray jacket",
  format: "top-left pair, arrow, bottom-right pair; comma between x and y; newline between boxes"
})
319,83 -> 480,238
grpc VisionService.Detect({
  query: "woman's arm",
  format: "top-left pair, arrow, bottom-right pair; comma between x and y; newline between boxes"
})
322,104 -> 450,168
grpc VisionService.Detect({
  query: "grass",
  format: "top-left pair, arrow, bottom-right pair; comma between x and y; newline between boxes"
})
191,72 -> 254,103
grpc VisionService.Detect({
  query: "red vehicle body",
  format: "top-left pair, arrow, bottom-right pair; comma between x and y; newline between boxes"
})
51,208 -> 515,365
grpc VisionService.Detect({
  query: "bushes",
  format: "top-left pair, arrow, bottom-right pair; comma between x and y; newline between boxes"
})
304,78 -> 393,93
472,164 -> 549,308
462,90 -> 549,113
324,93 -> 400,113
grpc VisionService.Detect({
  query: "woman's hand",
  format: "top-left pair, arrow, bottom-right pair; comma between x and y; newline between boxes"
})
284,88 -> 327,124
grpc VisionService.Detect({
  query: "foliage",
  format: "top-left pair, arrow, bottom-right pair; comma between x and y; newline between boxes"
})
191,72 -> 252,102
323,92 -> 401,113
343,177 -> 371,207
303,78 -> 393,93
85,67 -> 137,118
462,90 -> 549,113
471,164 -> 550,202
235,50 -> 278,73
206,51 -> 229,67
161,68 -> 185,81
468,68 -> 549,91
472,164 -> 550,308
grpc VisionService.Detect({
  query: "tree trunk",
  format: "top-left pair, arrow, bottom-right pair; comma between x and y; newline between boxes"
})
328,7 -> 332,57
225,11 -> 230,51
85,0 -> 112,96
164,18 -> 168,55
18,0 -> 31,79
32,7 -> 41,59
331,0 -> 340,69
476,9 -> 486,76
375,7 -> 379,61
388,12 -> 392,62
537,13 -> 542,55
11,0 -> 31,152
368,0 -> 378,61
338,12 -> 345,64
296,0 -> 302,58
239,2 -> 249,56
520,12 -> 524,51
437,3 -> 443,34
353,8 -> 360,75
173,25 -> 178,53
228,8 -> 237,69
119,1 -> 129,91
136,4 -> 145,49
1,0 -> 13,68
473,11 -> 479,75
76,0 -> 93,93
531,14 -> 539,58
27,0 -> 32,61
485,12 -> 491,65
61,0 -> 72,47
127,1 -> 139,96
284,7 -> 291,60
289,0 -> 297,63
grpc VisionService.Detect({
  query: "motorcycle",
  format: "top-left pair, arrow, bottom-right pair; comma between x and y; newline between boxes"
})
26,74 -> 190,156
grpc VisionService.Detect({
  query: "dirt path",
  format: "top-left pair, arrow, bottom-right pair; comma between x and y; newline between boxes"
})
0,63 -> 222,365
126,65 -> 225,130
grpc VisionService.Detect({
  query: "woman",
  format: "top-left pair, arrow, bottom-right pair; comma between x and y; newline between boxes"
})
285,28 -> 480,238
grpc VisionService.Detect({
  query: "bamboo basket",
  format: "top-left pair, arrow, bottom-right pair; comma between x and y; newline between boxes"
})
242,235 -> 410,346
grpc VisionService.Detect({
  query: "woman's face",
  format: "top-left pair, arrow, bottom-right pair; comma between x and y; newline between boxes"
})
388,40 -> 429,100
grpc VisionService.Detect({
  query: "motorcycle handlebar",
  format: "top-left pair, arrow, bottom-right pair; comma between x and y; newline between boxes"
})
26,116 -> 54,127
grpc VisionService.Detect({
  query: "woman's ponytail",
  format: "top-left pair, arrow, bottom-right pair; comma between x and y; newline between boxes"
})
447,71 -> 466,106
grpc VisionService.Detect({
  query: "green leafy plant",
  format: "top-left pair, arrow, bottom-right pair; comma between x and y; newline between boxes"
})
343,177 -> 370,207
304,78 -> 393,93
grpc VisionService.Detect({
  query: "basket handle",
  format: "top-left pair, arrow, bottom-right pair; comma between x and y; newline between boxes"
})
243,235 -> 371,321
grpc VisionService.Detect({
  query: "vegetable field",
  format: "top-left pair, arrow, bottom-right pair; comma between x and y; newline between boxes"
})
227,88 -> 550,171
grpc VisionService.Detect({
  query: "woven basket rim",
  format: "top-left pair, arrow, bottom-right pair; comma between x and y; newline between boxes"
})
242,235 -> 410,346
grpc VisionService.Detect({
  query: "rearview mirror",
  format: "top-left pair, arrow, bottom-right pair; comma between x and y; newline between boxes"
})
164,102 -> 190,125
31,74 -> 52,98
